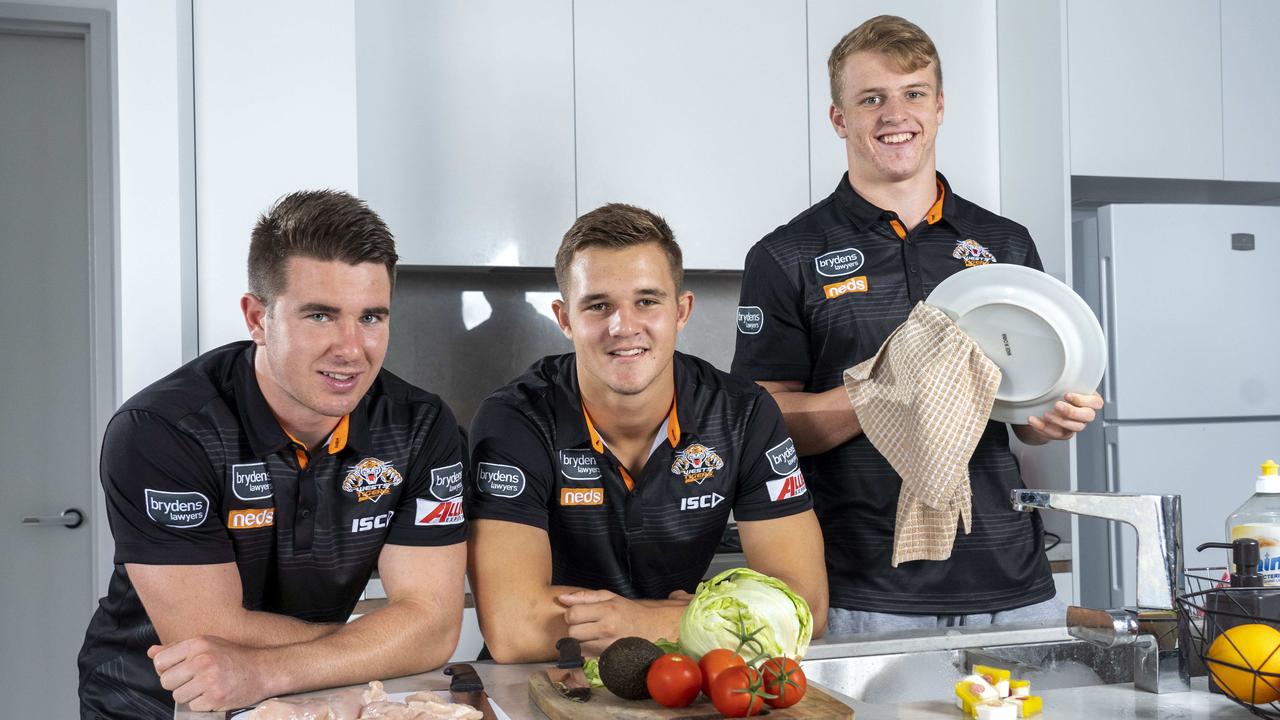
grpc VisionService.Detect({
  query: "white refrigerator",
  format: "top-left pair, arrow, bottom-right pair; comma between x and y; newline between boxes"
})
1073,203 -> 1280,609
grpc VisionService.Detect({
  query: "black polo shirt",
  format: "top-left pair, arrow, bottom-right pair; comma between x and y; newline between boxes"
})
78,341 -> 466,719
467,352 -> 812,600
731,172 -> 1055,615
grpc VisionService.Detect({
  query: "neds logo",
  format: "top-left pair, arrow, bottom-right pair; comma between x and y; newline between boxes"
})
815,247 -> 864,277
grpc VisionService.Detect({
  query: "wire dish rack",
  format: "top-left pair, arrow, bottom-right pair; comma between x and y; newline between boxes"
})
1179,567 -> 1280,718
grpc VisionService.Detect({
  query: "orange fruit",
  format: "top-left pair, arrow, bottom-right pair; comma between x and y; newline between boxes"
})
1206,623 -> 1280,704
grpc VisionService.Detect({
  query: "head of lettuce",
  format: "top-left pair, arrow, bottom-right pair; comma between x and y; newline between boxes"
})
678,568 -> 813,662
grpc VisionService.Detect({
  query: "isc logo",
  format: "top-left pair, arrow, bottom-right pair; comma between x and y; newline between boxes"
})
351,510 -> 393,533
681,492 -> 724,511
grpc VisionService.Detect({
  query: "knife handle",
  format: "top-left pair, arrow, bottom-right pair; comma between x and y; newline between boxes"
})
444,662 -> 485,692
555,637 -> 585,669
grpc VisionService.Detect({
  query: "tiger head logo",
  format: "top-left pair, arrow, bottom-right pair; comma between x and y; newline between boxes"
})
342,457 -> 404,503
671,443 -> 724,484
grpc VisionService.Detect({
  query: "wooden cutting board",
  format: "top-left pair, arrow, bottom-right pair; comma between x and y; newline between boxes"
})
528,670 -> 853,719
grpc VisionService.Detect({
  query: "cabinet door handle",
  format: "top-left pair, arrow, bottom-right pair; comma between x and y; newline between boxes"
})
22,508 -> 84,529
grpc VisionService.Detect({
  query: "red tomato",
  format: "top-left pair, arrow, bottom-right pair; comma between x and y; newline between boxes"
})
646,653 -> 702,708
697,648 -> 747,697
761,657 -> 807,708
710,666 -> 767,718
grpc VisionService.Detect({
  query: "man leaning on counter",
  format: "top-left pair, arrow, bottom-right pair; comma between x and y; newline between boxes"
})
466,203 -> 829,662
731,16 -> 1105,634
77,191 -> 469,717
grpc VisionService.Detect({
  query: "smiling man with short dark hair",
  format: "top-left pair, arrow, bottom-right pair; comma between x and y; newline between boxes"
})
466,203 -> 828,663
78,190 -> 468,717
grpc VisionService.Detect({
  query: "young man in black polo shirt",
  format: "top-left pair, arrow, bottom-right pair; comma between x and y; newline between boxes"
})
78,191 -> 468,717
732,16 -> 1104,634
467,204 -> 828,662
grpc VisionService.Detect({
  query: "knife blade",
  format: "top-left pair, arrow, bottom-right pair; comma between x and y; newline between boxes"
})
547,637 -> 592,702
444,663 -> 499,720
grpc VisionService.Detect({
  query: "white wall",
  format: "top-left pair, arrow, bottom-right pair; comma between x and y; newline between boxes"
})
194,0 -> 360,351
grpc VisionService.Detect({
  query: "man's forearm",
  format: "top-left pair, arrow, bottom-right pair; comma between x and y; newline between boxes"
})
768,386 -> 862,456
478,584 -> 584,664
259,595 -> 462,698
157,606 -> 340,649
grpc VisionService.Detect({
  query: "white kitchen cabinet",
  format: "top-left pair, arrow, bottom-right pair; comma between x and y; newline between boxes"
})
808,0 -> 1002,213
1222,0 -> 1280,182
356,0 -> 576,267
574,0 -> 809,270
1066,0 -> 1222,180
194,0 -> 360,350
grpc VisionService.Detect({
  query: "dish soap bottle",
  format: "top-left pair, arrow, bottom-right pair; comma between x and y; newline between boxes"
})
1228,460 -> 1280,586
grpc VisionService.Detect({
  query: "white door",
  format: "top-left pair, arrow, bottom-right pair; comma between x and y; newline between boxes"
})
0,17 -> 111,718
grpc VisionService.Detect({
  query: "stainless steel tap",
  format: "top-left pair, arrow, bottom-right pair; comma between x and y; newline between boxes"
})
1010,489 -> 1190,693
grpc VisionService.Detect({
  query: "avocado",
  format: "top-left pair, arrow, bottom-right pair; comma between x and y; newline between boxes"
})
598,636 -> 665,700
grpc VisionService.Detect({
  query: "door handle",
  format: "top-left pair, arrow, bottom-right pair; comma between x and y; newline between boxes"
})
22,508 -> 84,529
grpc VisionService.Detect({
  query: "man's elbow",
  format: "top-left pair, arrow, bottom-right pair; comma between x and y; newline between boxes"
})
810,600 -> 829,639
483,630 -> 547,665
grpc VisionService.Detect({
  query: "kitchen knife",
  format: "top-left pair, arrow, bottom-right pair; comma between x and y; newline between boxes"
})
444,663 -> 499,720
547,637 -> 592,702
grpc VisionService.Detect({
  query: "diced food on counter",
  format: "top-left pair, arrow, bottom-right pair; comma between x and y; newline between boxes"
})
973,664 -> 1011,697
1005,695 -> 1043,718
955,668 -> 1042,718
974,699 -> 1017,720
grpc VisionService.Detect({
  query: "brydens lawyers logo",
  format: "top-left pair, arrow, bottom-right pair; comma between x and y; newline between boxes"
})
144,489 -> 210,528
736,306 -> 764,335
766,438 -> 798,476
823,276 -> 868,299
231,462 -> 272,501
815,247 -> 864,277
477,462 -> 526,498
559,449 -> 602,482
429,461 -> 465,500
953,239 -> 997,266
415,497 -> 464,526
766,472 -> 807,502
560,487 -> 604,506
671,443 -> 724,485
228,507 -> 274,530
342,457 -> 403,503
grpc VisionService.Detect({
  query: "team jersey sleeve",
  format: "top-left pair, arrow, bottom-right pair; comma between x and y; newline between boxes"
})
731,241 -> 812,383
730,390 -> 814,521
386,401 -> 468,546
101,410 -> 234,565
466,397 -> 555,531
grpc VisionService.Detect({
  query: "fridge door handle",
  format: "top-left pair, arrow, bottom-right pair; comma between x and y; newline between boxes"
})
1100,254 -> 1117,414
1105,437 -> 1123,603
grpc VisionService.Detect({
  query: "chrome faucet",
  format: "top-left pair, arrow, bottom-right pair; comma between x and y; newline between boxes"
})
1010,490 -> 1189,694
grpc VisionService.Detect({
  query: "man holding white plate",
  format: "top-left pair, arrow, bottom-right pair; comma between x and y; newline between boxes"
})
731,15 -> 1104,634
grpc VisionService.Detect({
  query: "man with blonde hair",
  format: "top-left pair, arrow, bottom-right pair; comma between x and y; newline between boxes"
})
732,16 -> 1102,633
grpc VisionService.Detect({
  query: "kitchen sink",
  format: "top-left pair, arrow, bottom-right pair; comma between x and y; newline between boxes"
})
802,629 -> 1136,705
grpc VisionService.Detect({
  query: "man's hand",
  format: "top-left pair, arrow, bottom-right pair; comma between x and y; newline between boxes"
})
559,589 -> 688,655
1017,392 -> 1104,444
148,635 -> 276,711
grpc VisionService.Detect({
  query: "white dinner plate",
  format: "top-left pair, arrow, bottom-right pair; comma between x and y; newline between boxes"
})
925,263 -> 1106,424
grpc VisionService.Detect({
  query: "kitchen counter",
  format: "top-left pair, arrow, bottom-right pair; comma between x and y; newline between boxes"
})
177,658 -> 1258,719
